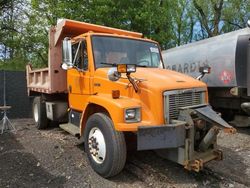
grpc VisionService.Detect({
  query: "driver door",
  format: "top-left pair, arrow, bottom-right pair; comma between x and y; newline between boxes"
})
67,39 -> 92,111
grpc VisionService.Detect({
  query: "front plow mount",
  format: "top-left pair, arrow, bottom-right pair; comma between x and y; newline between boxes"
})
138,104 -> 235,172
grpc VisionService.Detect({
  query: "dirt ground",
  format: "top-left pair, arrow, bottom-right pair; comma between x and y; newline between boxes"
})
0,119 -> 250,188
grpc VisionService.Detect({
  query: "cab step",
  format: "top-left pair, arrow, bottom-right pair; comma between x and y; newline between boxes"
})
59,123 -> 80,138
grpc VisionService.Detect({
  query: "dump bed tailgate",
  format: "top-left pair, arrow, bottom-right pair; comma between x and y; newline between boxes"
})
26,64 -> 50,94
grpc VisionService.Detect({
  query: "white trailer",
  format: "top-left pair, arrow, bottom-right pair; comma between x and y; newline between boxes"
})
162,26 -> 250,127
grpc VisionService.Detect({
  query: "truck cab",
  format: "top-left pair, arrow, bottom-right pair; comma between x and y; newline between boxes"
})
26,19 -> 235,178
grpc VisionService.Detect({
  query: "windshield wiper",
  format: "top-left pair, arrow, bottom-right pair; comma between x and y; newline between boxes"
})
136,65 -> 147,67
101,62 -> 148,68
100,62 -> 117,66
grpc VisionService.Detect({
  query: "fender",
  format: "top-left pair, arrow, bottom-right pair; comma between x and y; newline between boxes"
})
80,94 -> 148,134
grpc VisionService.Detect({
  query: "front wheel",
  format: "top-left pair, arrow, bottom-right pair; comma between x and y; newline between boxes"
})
84,113 -> 127,178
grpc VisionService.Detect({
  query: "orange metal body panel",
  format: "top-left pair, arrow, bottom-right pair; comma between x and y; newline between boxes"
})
67,34 -> 208,133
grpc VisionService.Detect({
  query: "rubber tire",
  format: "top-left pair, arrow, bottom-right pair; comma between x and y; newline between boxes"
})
32,96 -> 49,129
84,113 -> 127,178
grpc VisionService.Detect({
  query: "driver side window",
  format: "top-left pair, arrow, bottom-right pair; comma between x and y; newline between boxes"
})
72,41 -> 88,70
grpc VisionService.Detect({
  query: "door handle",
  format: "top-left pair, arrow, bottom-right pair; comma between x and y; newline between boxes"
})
68,85 -> 72,93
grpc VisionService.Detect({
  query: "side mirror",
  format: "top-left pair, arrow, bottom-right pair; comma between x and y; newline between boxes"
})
61,37 -> 73,70
199,65 -> 211,74
196,65 -> 211,80
108,67 -> 120,81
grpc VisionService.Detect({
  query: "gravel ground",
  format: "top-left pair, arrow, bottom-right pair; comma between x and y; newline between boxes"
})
0,119 -> 249,188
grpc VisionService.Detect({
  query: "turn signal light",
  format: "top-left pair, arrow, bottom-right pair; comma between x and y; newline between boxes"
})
112,90 -> 120,99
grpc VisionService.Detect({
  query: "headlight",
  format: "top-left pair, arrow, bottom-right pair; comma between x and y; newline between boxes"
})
126,64 -> 136,73
124,108 -> 141,123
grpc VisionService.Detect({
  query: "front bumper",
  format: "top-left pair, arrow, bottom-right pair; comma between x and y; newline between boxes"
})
137,120 -> 186,151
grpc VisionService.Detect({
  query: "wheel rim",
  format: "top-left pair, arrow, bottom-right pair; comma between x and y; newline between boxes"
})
88,127 -> 106,164
33,103 -> 39,123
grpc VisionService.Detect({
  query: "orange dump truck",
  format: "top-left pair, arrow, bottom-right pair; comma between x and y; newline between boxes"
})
26,19 -> 235,177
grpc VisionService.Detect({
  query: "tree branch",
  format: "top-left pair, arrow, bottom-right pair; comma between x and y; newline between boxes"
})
193,0 -> 213,37
1,25 -> 19,33
212,0 -> 224,36
222,19 -> 244,29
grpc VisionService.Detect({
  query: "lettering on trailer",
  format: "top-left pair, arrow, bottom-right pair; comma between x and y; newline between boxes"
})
166,60 -> 209,74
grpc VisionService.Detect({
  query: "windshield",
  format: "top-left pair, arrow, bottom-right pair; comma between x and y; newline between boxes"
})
92,36 -> 163,69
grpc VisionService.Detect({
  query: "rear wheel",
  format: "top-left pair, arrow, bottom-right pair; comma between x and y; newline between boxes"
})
32,96 -> 49,129
84,113 -> 127,178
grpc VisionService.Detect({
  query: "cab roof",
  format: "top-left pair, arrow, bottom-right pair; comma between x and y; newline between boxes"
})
73,32 -> 158,44
54,19 -> 143,46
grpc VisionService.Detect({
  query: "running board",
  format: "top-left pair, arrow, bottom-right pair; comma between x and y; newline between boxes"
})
59,123 -> 80,138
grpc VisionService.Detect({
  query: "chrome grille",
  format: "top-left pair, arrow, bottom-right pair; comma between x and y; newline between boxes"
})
164,88 -> 206,123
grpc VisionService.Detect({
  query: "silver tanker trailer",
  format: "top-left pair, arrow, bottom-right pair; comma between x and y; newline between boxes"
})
162,26 -> 250,127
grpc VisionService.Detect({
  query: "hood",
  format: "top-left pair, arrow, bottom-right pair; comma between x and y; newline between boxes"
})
132,68 -> 206,91
95,67 -> 207,93
93,67 -> 207,125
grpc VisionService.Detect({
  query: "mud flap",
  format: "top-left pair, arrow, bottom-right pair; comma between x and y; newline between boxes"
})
137,120 -> 186,151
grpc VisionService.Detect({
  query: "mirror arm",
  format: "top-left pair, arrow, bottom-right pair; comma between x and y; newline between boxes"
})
127,73 -> 139,93
196,73 -> 205,80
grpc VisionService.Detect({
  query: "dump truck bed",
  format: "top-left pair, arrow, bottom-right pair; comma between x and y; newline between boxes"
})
26,19 -> 143,95
26,65 -> 50,94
